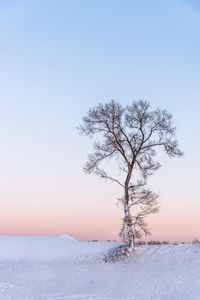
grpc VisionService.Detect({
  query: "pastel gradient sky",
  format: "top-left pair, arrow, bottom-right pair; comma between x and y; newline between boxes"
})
0,0 -> 200,241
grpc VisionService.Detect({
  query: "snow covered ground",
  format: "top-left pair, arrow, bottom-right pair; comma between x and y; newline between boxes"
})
0,235 -> 200,300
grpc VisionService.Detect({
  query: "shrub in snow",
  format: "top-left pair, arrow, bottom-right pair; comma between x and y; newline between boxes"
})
102,245 -> 134,263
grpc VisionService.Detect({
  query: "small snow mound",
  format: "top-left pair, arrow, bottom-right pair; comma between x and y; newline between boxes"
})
0,283 -> 12,293
56,234 -> 78,242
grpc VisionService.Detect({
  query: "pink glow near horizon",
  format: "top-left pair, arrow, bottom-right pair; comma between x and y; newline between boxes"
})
0,202 -> 199,242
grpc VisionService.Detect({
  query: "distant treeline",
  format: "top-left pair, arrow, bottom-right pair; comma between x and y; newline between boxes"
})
88,239 -> 200,245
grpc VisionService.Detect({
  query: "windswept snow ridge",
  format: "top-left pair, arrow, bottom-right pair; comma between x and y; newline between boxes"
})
0,236 -> 200,299
56,234 -> 77,241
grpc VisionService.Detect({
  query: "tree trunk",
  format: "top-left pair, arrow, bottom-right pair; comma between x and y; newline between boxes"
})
123,190 -> 134,250
122,166 -> 135,250
119,163 -> 135,250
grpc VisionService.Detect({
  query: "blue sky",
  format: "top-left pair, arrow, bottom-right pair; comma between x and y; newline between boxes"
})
0,0 -> 200,241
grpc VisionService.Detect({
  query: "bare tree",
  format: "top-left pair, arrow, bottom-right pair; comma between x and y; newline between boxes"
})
78,100 -> 183,249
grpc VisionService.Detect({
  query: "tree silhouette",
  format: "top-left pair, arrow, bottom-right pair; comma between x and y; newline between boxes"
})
78,100 -> 183,249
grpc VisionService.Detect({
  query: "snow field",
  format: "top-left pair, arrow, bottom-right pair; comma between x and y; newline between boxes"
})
0,235 -> 200,299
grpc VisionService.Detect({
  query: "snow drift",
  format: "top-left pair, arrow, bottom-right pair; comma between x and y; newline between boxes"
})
0,234 -> 78,260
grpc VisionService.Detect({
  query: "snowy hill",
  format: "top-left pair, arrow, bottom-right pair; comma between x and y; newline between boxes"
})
0,235 -> 200,299
0,234 -> 77,260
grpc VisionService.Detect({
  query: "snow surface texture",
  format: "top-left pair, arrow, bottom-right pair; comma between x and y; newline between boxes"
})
0,235 -> 200,300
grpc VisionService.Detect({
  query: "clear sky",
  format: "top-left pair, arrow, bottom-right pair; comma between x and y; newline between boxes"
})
0,0 -> 200,242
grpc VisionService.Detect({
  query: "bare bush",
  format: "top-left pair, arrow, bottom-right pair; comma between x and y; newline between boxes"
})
162,241 -> 169,245
192,238 -> 200,244
136,240 -> 146,246
102,245 -> 133,263
147,240 -> 162,245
